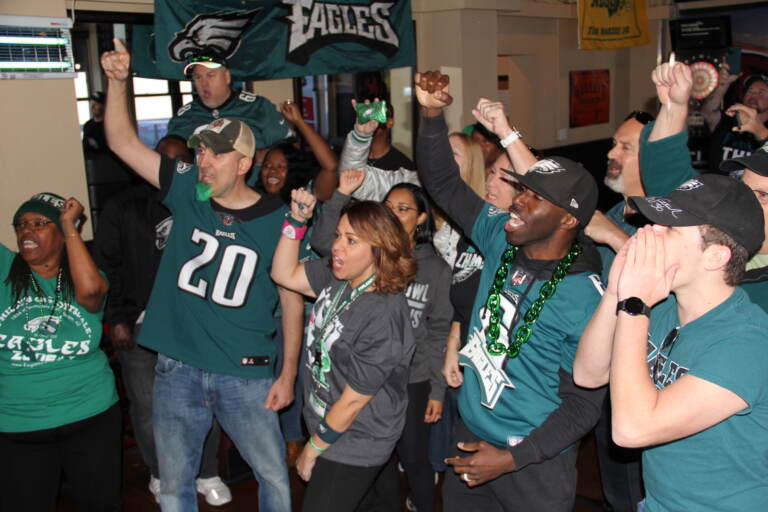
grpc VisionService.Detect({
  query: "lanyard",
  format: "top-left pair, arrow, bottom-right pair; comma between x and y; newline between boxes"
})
314,274 -> 376,371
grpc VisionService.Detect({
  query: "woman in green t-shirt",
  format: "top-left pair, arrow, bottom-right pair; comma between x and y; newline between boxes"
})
0,193 -> 119,511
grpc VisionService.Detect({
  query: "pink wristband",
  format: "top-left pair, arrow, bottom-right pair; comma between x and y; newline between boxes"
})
282,219 -> 308,240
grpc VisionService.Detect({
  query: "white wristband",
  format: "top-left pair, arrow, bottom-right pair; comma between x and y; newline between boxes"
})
500,129 -> 522,148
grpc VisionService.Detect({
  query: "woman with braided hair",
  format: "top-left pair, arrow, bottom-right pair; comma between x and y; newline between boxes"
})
0,193 -> 117,511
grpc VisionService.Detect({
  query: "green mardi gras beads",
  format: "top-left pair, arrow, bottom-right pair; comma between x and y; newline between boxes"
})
484,240 -> 582,358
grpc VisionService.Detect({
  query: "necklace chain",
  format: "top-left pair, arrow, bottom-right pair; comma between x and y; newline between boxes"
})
485,240 -> 582,358
24,267 -> 63,338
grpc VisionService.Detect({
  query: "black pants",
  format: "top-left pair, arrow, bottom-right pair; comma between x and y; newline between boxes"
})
0,402 -> 122,511
302,457 -> 384,512
594,393 -> 644,512
443,419 -> 578,512
358,380 -> 435,511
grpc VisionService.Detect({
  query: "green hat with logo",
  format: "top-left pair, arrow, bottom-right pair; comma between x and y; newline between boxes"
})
13,192 -> 66,230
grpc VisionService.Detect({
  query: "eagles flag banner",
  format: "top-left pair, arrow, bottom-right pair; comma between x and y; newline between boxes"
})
578,0 -> 650,50
133,0 -> 415,80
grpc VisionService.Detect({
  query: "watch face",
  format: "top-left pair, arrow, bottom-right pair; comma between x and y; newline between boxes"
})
623,297 -> 646,315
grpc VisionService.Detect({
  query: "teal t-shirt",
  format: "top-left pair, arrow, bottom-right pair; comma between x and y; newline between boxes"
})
138,158 -> 289,378
638,122 -> 768,312
457,203 -> 603,447
643,288 -> 768,511
0,245 -> 116,432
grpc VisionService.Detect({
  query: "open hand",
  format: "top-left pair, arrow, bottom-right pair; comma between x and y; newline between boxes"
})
338,169 -> 365,196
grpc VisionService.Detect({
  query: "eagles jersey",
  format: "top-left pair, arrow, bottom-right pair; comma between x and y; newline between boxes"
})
167,88 -> 292,148
138,156 -> 288,378
457,203 -> 603,448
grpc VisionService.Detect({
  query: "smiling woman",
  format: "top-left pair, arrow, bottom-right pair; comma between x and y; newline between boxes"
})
0,193 -> 118,511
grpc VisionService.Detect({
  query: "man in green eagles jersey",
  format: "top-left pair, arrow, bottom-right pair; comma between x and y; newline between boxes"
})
102,39 -> 301,512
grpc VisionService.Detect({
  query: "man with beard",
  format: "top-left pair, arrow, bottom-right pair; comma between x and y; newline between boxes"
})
702,68 -> 768,172
415,70 -> 605,511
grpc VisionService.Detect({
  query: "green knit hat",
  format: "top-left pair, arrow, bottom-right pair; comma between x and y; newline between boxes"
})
13,192 -> 66,230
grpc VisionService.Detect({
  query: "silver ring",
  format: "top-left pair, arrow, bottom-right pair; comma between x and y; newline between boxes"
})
462,472 -> 471,483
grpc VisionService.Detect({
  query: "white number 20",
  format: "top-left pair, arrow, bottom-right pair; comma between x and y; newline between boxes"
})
177,228 -> 258,308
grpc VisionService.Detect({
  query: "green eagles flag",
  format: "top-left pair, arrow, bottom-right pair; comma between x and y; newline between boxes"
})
134,0 -> 415,80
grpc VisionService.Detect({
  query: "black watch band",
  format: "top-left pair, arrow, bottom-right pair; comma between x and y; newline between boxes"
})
616,297 -> 650,317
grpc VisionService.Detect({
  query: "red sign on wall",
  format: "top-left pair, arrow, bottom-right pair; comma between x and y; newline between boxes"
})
569,70 -> 610,128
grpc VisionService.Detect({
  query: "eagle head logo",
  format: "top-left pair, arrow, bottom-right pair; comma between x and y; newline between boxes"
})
168,9 -> 262,63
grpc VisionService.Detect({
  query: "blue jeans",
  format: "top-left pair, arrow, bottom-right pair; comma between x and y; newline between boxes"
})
153,354 -> 291,512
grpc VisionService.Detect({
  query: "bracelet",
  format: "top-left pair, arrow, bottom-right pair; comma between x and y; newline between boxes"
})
64,232 -> 79,239
282,219 -> 308,240
308,437 -> 327,453
500,128 -> 522,148
316,419 -> 343,444
285,213 -> 307,228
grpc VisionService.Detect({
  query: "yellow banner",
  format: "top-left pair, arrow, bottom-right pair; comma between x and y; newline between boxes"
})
578,0 -> 650,50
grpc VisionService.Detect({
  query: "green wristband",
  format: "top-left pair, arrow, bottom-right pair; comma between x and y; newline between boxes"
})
309,437 -> 326,453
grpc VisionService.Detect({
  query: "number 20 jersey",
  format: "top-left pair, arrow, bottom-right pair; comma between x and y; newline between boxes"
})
138,156 -> 288,378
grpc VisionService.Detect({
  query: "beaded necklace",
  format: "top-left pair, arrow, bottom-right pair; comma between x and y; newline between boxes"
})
485,240 -> 581,358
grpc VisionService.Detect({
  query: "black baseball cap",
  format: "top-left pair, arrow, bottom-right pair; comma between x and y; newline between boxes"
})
744,73 -> 768,92
629,174 -> 764,255
719,144 -> 768,177
502,157 -> 598,226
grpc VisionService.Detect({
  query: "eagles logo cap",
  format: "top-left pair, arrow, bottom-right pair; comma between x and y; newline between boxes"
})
188,118 -> 255,158
719,143 -> 768,177
502,156 -> 598,226
629,174 -> 765,255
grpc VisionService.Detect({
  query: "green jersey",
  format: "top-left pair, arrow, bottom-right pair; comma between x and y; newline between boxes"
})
457,203 -> 603,447
166,88 -> 292,149
643,288 -> 768,511
0,245 -> 116,432
138,157 -> 289,378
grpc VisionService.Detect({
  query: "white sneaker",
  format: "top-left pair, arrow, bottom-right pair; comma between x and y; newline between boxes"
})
195,476 -> 232,506
148,476 -> 161,504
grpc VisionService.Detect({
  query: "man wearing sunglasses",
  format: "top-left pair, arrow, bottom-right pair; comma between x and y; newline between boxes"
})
166,53 -> 293,167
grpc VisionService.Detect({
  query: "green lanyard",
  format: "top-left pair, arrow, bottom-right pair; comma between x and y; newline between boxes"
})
314,274 -> 376,375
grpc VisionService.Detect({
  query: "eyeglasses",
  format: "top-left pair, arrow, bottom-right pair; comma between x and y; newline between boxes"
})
625,110 -> 655,126
384,201 -> 417,214
13,219 -> 55,232
652,326 -> 679,384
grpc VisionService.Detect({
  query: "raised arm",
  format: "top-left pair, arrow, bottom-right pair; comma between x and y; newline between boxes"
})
280,101 -> 338,201
472,98 -> 537,174
338,101 -> 419,201
699,62 -> 740,133
649,62 -> 693,142
609,227 -> 747,448
309,170 -> 362,256
414,71 -> 485,237
270,189 -> 317,297
101,38 -> 161,188
60,198 -> 108,313
573,238 -> 629,388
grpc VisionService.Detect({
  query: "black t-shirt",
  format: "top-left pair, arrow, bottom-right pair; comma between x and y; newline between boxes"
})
368,146 -> 415,171
450,236 -> 485,344
708,115 -> 768,173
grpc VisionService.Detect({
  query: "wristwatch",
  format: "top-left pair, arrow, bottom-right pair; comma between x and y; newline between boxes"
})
616,297 -> 650,317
